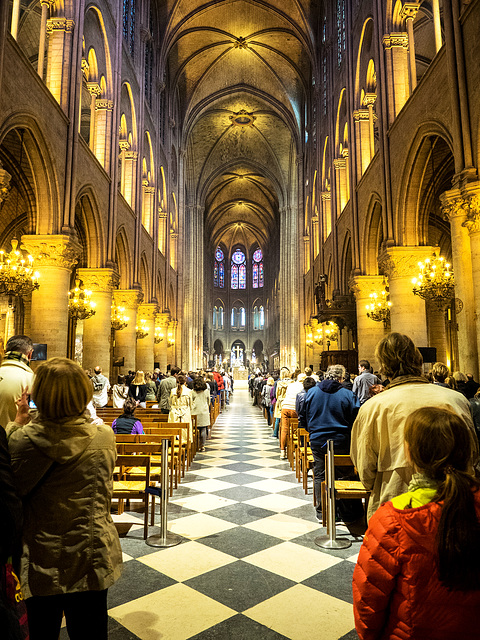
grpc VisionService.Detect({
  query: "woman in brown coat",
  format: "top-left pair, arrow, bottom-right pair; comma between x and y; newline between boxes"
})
7,357 -> 122,640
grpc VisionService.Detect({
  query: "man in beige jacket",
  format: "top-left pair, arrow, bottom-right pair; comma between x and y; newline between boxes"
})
0,334 -> 34,429
351,333 -> 475,519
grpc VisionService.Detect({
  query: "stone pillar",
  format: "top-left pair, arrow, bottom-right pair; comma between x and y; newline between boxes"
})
333,157 -> 348,214
379,246 -> 436,348
87,82 -> 101,153
353,109 -> 370,178
401,3 -> 420,93
142,184 -> 155,235
22,234 -> 81,358
119,140 -> 129,195
136,303 -> 157,372
78,268 -> 119,379
11,0 -> 20,39
94,99 -> 114,171
167,320 -> 177,365
123,151 -> 138,209
382,33 -> 410,123
363,93 -> 377,159
350,276 -> 388,369
46,17 -> 75,110
441,191 -> 478,376
113,289 -> 142,373
170,232 -> 178,269
321,191 -> 332,239
37,1 -> 51,77
155,312 -> 170,372
158,210 -> 167,254
311,214 -> 319,258
460,191 -> 480,375
432,0 -> 442,53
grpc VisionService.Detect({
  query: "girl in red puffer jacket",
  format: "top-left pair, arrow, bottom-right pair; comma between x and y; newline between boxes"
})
353,406 -> 480,640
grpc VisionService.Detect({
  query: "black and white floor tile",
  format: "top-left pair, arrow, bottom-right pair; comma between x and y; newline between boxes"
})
66,383 -> 364,639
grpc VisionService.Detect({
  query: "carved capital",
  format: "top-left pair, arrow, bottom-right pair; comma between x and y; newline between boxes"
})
353,109 -> 369,122
333,157 -> 346,170
441,189 -> 469,223
321,191 -> 331,201
383,33 -> 409,49
21,234 -> 82,270
462,195 -> 480,235
170,232 -> 178,240
349,275 -> 385,299
46,18 -> 75,34
363,93 -> 377,107
119,140 -> 130,151
400,3 -> 420,20
138,303 -> 158,320
0,165 -> 12,204
77,268 -> 119,293
114,289 -> 143,309
156,312 -> 170,327
125,151 -> 138,160
95,99 -> 114,111
311,216 -> 319,225
378,246 -> 438,280
158,211 -> 167,219
87,82 -> 102,97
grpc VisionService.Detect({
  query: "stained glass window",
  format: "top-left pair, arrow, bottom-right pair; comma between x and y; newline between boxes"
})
259,263 -> 264,287
253,263 -> 259,288
219,306 -> 224,329
260,306 -> 265,328
253,248 -> 263,288
240,307 -> 246,327
253,249 -> 262,262
337,0 -> 345,67
232,249 -> 245,264
214,246 -> 224,288
213,307 -> 217,327
231,308 -> 236,327
239,264 -> 246,289
123,0 -> 136,57
231,265 -> 238,289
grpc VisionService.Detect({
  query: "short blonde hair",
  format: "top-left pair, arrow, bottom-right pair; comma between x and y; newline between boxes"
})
32,357 -> 93,420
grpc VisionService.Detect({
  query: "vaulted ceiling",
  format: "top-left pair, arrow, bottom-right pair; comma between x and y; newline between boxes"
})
160,0 -> 316,259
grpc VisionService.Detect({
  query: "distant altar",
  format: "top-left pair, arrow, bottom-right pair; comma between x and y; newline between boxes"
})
232,366 -> 248,380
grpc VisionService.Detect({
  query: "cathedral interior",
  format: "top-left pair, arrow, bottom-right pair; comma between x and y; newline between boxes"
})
1,1 -> 479,376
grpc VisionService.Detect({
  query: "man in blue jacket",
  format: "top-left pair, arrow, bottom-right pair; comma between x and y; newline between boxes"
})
299,363 -> 363,524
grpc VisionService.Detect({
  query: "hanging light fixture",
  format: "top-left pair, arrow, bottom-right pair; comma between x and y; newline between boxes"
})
154,326 -> 164,344
366,283 -> 391,325
136,318 -> 149,340
0,130 -> 40,308
167,328 -> 175,347
324,322 -> 338,342
412,254 -> 454,307
314,325 -> 323,345
0,239 -> 40,308
68,278 -> 96,320
111,302 -> 129,330
305,325 -> 313,348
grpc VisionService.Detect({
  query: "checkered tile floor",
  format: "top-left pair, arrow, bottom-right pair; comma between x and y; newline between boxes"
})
67,384 -> 363,639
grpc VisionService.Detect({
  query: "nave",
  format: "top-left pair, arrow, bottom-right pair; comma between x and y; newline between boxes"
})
81,383 -> 363,640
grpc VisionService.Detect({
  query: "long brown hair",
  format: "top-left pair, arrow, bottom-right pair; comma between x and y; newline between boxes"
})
176,374 -> 186,397
375,332 -> 423,379
404,407 -> 480,590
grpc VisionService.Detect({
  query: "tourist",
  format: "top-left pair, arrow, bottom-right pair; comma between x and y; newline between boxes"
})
262,376 -> 274,426
465,373 -> 480,398
452,371 -> 468,396
144,372 -> 157,402
112,397 -> 144,434
156,366 -> 180,414
296,376 -> 316,427
91,366 -> 110,408
272,368 -> 291,439
431,362 -> 450,387
300,364 -> 362,523
353,407 -> 480,639
7,358 -> 122,639
112,374 -> 129,409
168,374 -> 192,441
279,372 -> 306,459
0,335 -> 34,428
350,333 -> 474,519
128,370 -> 148,408
352,359 -> 381,404
191,377 -> 210,451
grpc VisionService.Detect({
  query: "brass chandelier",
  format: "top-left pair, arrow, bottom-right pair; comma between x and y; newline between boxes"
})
154,326 -> 164,344
0,239 -> 40,307
412,254 -> 454,306
366,285 -> 391,325
111,302 -> 129,330
68,279 -> 96,320
136,318 -> 149,340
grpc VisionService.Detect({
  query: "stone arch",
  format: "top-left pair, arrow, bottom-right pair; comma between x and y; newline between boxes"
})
363,194 -> 384,274
115,226 -> 133,289
139,252 -> 152,302
340,233 -> 353,293
354,18 -> 375,105
74,189 -> 106,268
396,123 -> 455,246
0,117 -> 59,235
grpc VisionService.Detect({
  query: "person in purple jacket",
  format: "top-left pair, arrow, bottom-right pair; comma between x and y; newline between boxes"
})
112,397 -> 144,434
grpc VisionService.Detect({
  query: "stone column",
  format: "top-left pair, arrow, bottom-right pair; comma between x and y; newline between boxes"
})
86,82 -> 101,153
94,99 -> 114,171
460,191 -> 480,375
427,300 -> 448,365
350,275 -> 388,369
364,93 -> 377,159
167,320 -> 177,366
154,312 -> 170,372
321,191 -> 332,239
334,157 -> 348,213
11,0 -> 21,39
441,190 -> 478,376
22,234 -> 81,358
311,214 -> 319,259
382,33 -> 410,123
379,246 -> 436,348
37,1 -> 52,77
432,0 -> 442,53
46,17 -> 75,110
78,268 -> 119,379
158,210 -> 167,255
353,109 -> 370,178
136,303 -> 157,372
113,289 -> 142,373
401,3 -> 420,93
123,151 -> 138,209
170,232 -> 178,270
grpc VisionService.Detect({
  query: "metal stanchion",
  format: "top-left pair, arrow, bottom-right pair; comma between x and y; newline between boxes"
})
146,438 -> 182,548
315,439 -> 351,550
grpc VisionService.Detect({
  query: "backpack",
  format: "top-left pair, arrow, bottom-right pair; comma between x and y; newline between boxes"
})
92,376 -> 104,392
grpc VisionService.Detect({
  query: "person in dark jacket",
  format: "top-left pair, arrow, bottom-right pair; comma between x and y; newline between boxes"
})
300,364 -> 362,523
112,398 -> 144,434
128,370 -> 148,408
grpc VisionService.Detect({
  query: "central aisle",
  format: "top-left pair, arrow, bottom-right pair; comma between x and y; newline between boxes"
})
106,384 -> 362,640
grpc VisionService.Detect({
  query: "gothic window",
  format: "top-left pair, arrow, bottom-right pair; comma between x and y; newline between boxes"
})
240,307 -> 246,328
231,307 -> 236,328
213,306 -> 217,327
253,306 -> 259,330
214,247 -> 224,288
260,305 -> 265,328
123,0 -> 135,57
231,249 -> 245,289
144,40 -> 153,107
219,306 -> 224,329
252,248 -> 264,288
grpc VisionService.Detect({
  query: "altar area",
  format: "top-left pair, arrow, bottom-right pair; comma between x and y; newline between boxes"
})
232,366 -> 248,380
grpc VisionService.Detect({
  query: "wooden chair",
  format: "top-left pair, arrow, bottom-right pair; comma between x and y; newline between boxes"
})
113,454 -> 151,538
298,428 -> 315,500
143,422 -> 190,478
320,454 -> 370,527
138,432 -> 181,493
286,417 -> 299,471
115,434 -> 138,443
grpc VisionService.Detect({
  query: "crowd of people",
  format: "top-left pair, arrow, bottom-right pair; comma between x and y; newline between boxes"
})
1,332 -> 480,638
